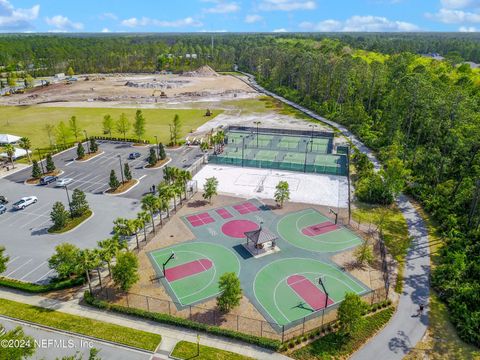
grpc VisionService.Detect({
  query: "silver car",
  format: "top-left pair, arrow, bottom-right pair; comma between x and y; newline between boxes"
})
56,178 -> 73,187
13,196 -> 38,210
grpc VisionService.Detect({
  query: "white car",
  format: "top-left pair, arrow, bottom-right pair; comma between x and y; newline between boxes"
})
56,178 -> 73,187
13,196 -> 38,210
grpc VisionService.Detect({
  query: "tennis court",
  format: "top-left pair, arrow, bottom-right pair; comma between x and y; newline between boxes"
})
283,152 -> 306,164
254,258 -> 369,326
148,242 -> 240,306
255,150 -> 277,161
277,209 -> 363,252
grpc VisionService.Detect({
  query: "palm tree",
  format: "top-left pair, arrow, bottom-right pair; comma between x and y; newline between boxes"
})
93,248 -> 104,290
126,219 -> 141,250
97,237 -> 118,277
4,144 -> 15,169
113,218 -> 130,240
157,196 -> 169,227
136,211 -> 151,242
141,194 -> 159,234
173,181 -> 183,206
160,181 -> 175,214
77,249 -> 100,294
18,137 -> 32,163
179,170 -> 192,201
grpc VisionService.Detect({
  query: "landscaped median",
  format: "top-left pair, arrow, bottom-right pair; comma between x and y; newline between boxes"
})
0,298 -> 162,351
171,340 -> 254,360
48,209 -> 93,234
0,276 -> 84,293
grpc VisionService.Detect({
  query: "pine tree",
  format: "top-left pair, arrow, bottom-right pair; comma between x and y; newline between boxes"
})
45,154 -> 55,173
159,143 -> 166,160
31,160 -> 42,179
77,142 -> 85,159
148,147 -> 157,166
89,137 -> 98,153
124,163 -> 132,181
109,170 -> 120,190
50,202 -> 70,229
70,189 -> 89,218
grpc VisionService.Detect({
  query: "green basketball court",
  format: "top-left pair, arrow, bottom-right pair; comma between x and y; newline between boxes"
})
254,258 -> 369,326
277,209 -> 363,252
149,242 -> 240,306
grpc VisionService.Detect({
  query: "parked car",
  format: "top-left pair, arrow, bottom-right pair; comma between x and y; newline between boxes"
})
0,195 -> 7,204
56,178 -> 73,187
0,204 -> 6,214
40,176 -> 58,185
13,196 -> 37,210
128,152 -> 141,160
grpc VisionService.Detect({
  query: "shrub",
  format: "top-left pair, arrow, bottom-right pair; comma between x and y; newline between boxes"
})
0,276 -> 84,293
84,291 -> 281,350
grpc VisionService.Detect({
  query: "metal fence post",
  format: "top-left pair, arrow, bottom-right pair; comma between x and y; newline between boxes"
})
146,296 -> 150,312
281,325 -> 285,343
302,317 -> 305,335
168,301 -> 171,315
189,305 -> 192,320
126,293 -> 129,308
260,320 -> 263,337
237,315 -> 239,331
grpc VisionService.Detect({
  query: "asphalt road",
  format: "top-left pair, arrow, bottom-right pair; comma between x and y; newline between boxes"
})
0,316 -> 154,360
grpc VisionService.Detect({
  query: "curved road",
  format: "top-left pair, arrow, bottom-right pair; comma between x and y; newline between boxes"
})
237,71 -> 430,359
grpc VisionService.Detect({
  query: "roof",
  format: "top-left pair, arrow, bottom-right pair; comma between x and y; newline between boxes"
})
0,134 -> 21,144
244,227 -> 278,245
0,148 -> 31,160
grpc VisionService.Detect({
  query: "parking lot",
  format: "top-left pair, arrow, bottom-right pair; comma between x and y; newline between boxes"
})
0,141 -> 204,283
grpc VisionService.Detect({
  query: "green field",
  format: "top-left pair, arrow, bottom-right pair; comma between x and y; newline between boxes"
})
0,106 -> 220,150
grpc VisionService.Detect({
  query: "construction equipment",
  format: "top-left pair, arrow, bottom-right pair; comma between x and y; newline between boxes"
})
152,89 -> 167,102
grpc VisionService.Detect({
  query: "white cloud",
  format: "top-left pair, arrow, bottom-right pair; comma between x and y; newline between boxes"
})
99,12 -> 117,20
459,25 -> 477,30
46,15 -> 83,31
300,15 -> 419,32
273,28 -> 287,32
101,27 -> 110,33
426,8 -> 480,23
245,14 -> 263,23
440,0 -> 480,9
204,1 -> 240,13
260,0 -> 316,11
121,16 -> 203,28
0,0 -> 39,30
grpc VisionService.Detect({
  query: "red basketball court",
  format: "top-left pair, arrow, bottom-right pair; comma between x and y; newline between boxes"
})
301,221 -> 338,236
165,258 -> 213,282
287,274 -> 334,311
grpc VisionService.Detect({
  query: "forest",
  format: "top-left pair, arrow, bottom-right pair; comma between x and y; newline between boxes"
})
0,33 -> 479,346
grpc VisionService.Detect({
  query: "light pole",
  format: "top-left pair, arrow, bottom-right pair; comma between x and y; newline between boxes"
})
241,135 -> 249,167
309,124 -> 317,152
253,121 -> 261,148
303,139 -> 312,173
154,135 -> 159,158
36,148 -> 45,174
83,130 -> 89,154
118,154 -> 125,184
64,185 -> 72,217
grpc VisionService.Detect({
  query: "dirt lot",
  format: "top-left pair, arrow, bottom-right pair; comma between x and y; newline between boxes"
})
0,70 -> 256,107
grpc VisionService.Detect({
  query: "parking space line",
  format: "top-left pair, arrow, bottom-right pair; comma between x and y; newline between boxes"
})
20,261 -> 48,280
5,258 -> 33,277
20,213 -> 50,229
6,256 -> 20,265
35,269 -> 54,283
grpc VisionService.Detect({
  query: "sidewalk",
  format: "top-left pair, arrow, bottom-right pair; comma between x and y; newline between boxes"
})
0,287 -> 290,360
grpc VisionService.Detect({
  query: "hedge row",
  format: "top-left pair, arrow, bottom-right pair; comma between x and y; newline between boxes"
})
84,291 -> 281,350
0,276 -> 85,293
93,136 -> 150,144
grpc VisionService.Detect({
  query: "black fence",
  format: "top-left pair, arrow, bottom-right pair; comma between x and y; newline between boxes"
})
226,125 -> 334,139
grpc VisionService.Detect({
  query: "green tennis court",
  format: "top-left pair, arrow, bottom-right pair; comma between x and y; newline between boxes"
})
255,150 -> 277,161
278,138 -> 300,150
149,242 -> 240,306
254,258 -> 369,326
283,152 -> 306,164
315,154 -> 340,165
277,209 -> 363,252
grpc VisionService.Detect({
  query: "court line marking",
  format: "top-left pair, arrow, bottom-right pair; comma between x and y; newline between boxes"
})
35,269 -> 55,283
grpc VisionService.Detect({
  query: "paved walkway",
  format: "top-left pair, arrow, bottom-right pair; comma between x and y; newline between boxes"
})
0,287 -> 290,360
238,71 -> 430,359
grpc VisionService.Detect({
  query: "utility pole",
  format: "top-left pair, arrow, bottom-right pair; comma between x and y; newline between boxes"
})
118,155 -> 124,184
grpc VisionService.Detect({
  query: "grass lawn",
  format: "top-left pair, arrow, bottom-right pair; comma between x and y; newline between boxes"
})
171,341 -> 254,360
0,298 -> 161,351
0,106 -> 220,151
403,203 -> 480,360
48,209 -> 92,234
352,202 -> 409,292
291,308 -> 394,360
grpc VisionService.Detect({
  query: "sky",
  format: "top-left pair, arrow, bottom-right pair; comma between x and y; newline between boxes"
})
0,0 -> 479,33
